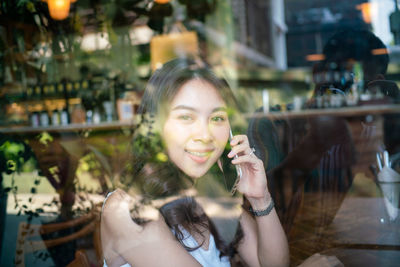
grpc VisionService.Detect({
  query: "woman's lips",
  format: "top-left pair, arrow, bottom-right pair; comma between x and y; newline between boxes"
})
185,149 -> 213,164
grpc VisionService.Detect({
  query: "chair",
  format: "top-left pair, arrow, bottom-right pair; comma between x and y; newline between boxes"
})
15,209 -> 102,267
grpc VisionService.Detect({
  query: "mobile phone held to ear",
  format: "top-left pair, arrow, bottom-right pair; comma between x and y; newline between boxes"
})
229,129 -> 242,195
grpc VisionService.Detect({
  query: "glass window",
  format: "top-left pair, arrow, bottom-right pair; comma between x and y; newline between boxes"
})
1,0 -> 399,266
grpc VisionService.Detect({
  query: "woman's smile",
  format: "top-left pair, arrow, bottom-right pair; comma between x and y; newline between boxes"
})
162,78 -> 230,178
185,148 -> 214,163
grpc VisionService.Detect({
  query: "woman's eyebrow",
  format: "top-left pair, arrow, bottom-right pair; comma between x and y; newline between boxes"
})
212,107 -> 227,113
171,105 -> 196,111
171,105 -> 227,112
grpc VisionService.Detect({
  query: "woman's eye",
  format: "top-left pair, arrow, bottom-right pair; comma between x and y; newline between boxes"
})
211,116 -> 226,122
178,115 -> 193,121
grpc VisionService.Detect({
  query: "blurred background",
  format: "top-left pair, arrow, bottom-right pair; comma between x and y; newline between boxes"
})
1,0 -> 400,266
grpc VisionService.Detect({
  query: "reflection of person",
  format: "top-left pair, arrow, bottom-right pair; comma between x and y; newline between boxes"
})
248,29 -> 395,264
101,58 -> 289,267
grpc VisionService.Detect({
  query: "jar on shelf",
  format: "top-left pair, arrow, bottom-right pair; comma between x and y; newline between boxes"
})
70,104 -> 86,124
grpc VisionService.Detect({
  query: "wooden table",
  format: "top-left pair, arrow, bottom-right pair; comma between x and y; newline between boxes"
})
289,192 -> 400,266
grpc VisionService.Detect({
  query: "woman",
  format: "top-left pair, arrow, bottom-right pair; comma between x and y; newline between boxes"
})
101,58 -> 289,267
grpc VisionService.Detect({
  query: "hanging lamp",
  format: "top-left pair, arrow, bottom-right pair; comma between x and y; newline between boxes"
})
45,0 -> 76,20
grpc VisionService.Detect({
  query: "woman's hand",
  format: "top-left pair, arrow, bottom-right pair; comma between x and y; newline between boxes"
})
228,134 -> 270,209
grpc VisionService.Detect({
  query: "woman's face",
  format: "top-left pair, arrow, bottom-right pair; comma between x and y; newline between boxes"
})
162,78 -> 230,178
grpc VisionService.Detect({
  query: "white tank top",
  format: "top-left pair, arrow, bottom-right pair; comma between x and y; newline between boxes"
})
103,230 -> 230,267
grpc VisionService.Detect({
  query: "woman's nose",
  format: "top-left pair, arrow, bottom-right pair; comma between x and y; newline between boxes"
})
193,121 -> 212,143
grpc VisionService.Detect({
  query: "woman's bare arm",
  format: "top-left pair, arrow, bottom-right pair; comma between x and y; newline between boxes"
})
229,135 -> 289,267
101,189 -> 201,267
237,194 -> 289,267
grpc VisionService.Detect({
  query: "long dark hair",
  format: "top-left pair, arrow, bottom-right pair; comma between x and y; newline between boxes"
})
127,58 -> 243,258
159,197 -> 239,259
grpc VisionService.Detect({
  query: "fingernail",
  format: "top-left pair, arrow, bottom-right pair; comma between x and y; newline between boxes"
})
228,151 -> 234,157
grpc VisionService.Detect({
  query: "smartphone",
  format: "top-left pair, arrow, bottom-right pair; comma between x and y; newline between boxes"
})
229,129 -> 242,194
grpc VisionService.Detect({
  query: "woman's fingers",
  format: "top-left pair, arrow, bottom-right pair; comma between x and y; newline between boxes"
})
230,134 -> 250,146
231,154 -> 261,166
229,134 -> 255,157
229,134 -> 263,173
228,142 -> 253,157
229,134 -> 268,199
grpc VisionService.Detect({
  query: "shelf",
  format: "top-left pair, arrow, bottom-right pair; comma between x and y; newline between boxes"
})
0,121 -> 136,135
2,105 -> 400,134
245,104 -> 400,120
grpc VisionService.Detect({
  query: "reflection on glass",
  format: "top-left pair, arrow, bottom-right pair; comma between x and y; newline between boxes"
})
101,58 -> 289,267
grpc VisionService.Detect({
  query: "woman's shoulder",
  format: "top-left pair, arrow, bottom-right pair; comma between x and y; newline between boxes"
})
101,190 -> 178,266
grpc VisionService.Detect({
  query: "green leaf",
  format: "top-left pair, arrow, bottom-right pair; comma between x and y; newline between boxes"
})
48,166 -> 58,175
37,132 -> 53,146
7,160 -> 16,171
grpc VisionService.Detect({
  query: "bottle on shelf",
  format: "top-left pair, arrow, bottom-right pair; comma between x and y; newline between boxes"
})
93,108 -> 101,124
42,85 -> 50,97
33,85 -> 42,99
103,101 -> 113,122
51,109 -> 60,126
26,86 -> 34,100
60,108 -> 69,125
86,110 -> 93,124
57,83 -> 65,96
48,84 -> 56,97
40,110 -> 50,126
30,111 -> 40,127
66,82 -> 74,97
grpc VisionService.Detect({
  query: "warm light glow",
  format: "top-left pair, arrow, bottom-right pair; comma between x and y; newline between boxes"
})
306,54 -> 326,61
150,31 -> 199,71
356,3 -> 372,24
371,48 -> 389,55
154,0 -> 170,3
47,0 -> 71,20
